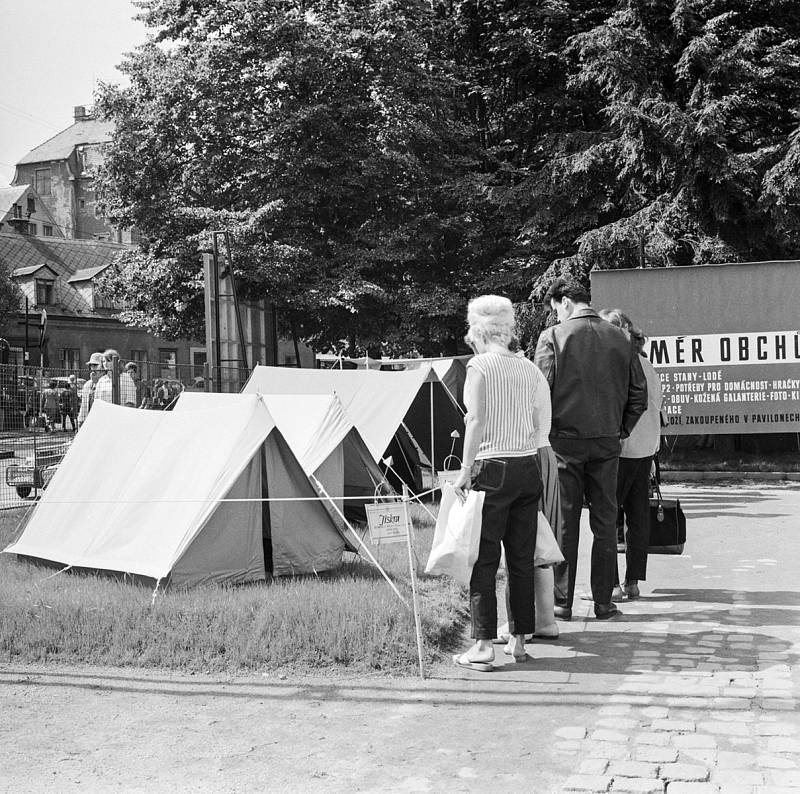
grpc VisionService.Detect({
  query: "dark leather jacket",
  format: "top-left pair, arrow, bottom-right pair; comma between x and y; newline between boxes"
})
534,307 -> 647,440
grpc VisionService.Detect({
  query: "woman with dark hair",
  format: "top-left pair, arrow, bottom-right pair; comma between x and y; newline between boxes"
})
450,295 -> 550,671
599,309 -> 664,599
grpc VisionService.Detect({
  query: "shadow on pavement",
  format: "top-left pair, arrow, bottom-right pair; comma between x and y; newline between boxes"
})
647,588 -> 800,607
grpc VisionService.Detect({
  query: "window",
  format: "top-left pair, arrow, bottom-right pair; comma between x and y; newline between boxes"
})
34,168 -> 51,196
59,348 -> 80,371
27,197 -> 35,214
35,279 -> 54,306
12,204 -> 22,219
43,225 -> 53,237
283,354 -> 297,367
190,347 -> 207,378
159,349 -> 177,380
130,349 -> 149,379
92,233 -> 109,241
27,223 -> 37,236
78,199 -> 85,210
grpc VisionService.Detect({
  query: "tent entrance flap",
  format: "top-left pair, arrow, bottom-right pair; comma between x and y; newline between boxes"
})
263,431 -> 349,574
169,453 -> 266,588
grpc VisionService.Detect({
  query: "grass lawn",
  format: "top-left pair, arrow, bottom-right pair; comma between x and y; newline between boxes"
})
0,502 -> 466,676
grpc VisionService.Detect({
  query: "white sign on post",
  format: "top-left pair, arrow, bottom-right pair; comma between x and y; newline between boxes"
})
365,501 -> 410,545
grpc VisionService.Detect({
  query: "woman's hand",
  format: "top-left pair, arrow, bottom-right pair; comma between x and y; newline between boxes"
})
452,466 -> 471,503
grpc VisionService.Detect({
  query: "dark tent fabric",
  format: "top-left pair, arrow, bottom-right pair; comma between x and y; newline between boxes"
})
403,381 -> 464,472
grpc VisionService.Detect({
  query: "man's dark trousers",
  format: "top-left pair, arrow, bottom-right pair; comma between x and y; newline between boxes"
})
552,436 -> 620,608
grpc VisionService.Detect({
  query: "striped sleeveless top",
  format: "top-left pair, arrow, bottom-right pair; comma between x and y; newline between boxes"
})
467,352 -> 549,459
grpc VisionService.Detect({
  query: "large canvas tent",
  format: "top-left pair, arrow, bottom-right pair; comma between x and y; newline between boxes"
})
4,398 -> 351,586
241,365 -> 465,490
315,354 -> 470,411
174,391 -> 387,521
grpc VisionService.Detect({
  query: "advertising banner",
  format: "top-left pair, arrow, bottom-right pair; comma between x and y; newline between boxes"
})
648,331 -> 800,434
591,261 -> 800,435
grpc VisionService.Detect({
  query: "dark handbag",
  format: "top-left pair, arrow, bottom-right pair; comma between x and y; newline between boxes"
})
648,482 -> 686,555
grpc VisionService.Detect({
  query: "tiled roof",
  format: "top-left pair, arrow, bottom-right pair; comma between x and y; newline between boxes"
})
0,232 -> 129,316
17,118 -> 114,165
0,186 -> 28,216
68,264 -> 111,283
12,264 -> 58,278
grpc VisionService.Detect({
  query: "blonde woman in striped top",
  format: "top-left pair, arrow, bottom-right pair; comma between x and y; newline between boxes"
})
451,295 -> 551,671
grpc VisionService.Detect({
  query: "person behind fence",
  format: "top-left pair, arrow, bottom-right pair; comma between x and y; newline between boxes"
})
153,378 -> 171,409
78,352 -> 105,427
125,362 -> 151,409
450,294 -> 549,671
40,379 -> 60,432
534,277 -> 647,622
60,375 -> 79,431
599,308 -> 664,600
94,349 -> 137,407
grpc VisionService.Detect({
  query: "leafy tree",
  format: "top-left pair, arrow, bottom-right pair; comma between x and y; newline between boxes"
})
95,0 -> 800,354
0,262 -> 23,323
522,0 -> 800,332
95,0 -> 498,354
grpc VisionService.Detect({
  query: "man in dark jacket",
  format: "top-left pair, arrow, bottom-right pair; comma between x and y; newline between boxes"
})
534,277 -> 647,620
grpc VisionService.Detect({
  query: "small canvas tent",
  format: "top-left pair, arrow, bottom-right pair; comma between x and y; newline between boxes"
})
4,398 -> 351,586
242,366 -> 464,488
174,391 -> 387,520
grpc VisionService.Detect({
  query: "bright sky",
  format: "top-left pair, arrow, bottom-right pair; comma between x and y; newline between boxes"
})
0,0 -> 147,185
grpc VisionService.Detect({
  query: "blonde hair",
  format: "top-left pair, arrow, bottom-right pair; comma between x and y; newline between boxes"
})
466,295 -> 515,347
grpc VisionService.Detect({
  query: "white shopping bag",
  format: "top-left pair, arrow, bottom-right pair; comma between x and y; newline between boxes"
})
534,510 -> 564,567
424,484 -> 485,586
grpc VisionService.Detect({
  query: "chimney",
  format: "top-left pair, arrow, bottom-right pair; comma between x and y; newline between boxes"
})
74,106 -> 88,121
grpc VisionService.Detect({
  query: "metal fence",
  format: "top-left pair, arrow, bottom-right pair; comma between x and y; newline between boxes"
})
0,360 -> 252,508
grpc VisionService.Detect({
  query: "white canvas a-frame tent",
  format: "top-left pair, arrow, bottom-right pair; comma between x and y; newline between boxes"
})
174,391 -> 388,521
4,398 -> 351,586
316,354 -> 470,411
241,365 -> 465,491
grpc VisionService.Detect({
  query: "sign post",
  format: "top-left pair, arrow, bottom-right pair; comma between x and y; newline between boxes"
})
364,486 -> 425,679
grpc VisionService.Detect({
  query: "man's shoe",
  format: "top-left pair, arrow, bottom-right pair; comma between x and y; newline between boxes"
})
553,606 -> 572,621
594,603 -> 622,620
623,581 -> 640,599
581,587 -> 625,603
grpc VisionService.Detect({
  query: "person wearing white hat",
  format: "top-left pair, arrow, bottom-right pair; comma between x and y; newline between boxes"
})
77,352 -> 105,427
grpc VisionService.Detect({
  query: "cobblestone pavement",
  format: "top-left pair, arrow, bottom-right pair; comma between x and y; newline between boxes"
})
549,484 -> 800,794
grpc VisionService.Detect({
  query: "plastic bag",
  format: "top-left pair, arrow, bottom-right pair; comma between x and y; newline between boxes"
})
534,511 -> 564,567
424,484 -> 485,586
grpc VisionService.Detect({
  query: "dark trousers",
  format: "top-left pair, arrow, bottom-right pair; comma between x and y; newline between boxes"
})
469,455 -> 542,639
614,456 -> 652,584
552,437 -> 620,608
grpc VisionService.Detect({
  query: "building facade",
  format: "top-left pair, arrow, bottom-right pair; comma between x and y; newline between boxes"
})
0,232 -> 201,381
11,106 -> 137,244
0,185 -> 65,239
